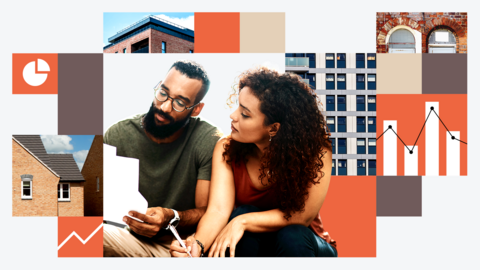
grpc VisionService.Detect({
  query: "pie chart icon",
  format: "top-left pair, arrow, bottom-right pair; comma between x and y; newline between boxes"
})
23,59 -> 50,86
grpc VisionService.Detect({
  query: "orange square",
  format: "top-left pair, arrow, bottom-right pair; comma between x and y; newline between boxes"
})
12,53 -> 58,94
320,176 -> 377,257
58,217 -> 103,257
194,12 -> 240,53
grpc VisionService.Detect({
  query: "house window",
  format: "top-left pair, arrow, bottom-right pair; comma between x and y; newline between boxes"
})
368,160 -> 377,175
123,48 -> 126,53
58,183 -> 70,201
357,95 -> 365,111
332,159 -> 336,176
357,117 -> 366,132
356,74 -> 365,90
337,53 -> 346,68
337,95 -> 346,111
326,74 -> 335,90
357,159 -> 366,176
368,95 -> 376,111
367,53 -> 376,68
189,50 -> 193,53
368,138 -> 376,154
306,73 -> 316,89
357,138 -> 366,154
162,42 -> 166,53
338,160 -> 347,175
96,177 -> 100,192
326,95 -> 335,111
115,51 -> 118,53
330,138 -> 336,154
368,117 -> 376,133
368,74 -> 376,90
428,29 -> 456,54
337,74 -> 346,90
338,117 -> 346,132
22,179 -> 32,199
326,53 -> 335,68
327,116 -> 335,132
356,53 -> 365,68
338,138 -> 347,154
389,29 -> 415,53
307,53 -> 316,68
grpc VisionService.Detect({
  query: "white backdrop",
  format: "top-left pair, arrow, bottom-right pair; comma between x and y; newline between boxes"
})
1,0 -> 478,269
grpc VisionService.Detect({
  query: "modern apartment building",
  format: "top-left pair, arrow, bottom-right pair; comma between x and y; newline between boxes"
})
286,53 -> 377,176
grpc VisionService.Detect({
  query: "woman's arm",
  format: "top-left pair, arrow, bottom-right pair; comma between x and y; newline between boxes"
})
208,149 -> 332,257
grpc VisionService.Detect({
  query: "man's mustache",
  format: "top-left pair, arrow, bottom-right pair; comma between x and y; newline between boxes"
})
151,106 -> 174,123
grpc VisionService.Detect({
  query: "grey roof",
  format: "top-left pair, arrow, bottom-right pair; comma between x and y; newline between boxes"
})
48,154 -> 85,182
12,135 -> 51,167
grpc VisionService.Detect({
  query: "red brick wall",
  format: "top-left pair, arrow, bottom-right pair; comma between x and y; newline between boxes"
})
82,135 -> 103,216
103,28 -> 194,53
12,139 -> 60,216
58,182 -> 84,216
376,12 -> 467,53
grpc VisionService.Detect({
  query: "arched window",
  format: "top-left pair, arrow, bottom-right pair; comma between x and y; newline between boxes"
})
388,29 -> 415,53
428,29 -> 456,53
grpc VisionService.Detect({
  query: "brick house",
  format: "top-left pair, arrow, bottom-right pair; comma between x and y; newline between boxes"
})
376,12 -> 467,53
82,135 -> 103,216
12,135 -> 85,216
103,15 -> 194,54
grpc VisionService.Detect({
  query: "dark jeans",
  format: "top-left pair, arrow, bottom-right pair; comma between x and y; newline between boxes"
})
227,205 -> 338,257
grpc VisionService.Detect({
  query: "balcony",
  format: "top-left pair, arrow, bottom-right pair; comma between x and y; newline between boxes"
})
285,57 -> 310,71
132,46 -> 149,53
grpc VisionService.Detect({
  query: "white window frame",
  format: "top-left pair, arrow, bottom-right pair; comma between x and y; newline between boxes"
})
21,179 -> 32,200
58,183 -> 70,202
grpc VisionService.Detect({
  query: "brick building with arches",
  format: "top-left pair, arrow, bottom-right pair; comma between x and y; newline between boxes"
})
376,12 -> 467,54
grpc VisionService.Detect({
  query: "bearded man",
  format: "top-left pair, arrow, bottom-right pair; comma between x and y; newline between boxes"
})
103,60 -> 220,257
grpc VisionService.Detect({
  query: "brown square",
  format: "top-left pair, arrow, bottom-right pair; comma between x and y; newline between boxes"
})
422,54 -> 467,94
377,176 -> 422,216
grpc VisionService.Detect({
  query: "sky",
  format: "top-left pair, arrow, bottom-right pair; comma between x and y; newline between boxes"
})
103,12 -> 194,47
40,135 -> 95,171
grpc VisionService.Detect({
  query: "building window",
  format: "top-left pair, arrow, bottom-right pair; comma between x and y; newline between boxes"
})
368,95 -> 376,111
307,53 -> 316,68
368,160 -> 376,175
368,138 -> 376,154
337,95 -> 346,111
357,95 -> 365,111
326,53 -> 335,68
357,117 -> 366,132
189,50 -> 193,53
330,138 -> 336,154
367,53 -> 376,68
58,183 -> 70,201
368,74 -> 376,90
357,138 -> 366,154
326,95 -> 335,111
22,180 -> 32,199
337,53 -> 346,68
327,116 -> 335,132
428,29 -> 456,53
338,138 -> 347,154
358,159 -> 366,176
338,160 -> 347,175
306,73 -> 316,89
337,74 -> 346,90
368,117 -> 376,133
338,117 -> 346,132
332,159 -> 336,176
356,74 -> 365,90
115,51 -> 118,53
389,29 -> 415,53
356,53 -> 365,68
96,177 -> 100,192
326,74 -> 335,90
123,48 -> 126,53
162,41 -> 166,53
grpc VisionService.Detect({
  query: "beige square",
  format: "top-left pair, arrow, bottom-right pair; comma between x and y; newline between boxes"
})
377,54 -> 422,94
240,13 -> 285,53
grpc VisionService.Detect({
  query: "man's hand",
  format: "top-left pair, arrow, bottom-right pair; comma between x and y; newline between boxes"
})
124,207 -> 174,238
170,236 -> 201,257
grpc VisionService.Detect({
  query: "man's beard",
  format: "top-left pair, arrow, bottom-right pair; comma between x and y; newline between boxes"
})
143,102 -> 192,139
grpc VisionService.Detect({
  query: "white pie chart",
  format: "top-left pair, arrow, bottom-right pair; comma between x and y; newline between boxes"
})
23,59 -> 50,86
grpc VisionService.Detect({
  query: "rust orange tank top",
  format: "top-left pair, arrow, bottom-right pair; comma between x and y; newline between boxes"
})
232,158 -> 337,249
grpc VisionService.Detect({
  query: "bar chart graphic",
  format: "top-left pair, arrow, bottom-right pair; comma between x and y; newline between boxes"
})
376,94 -> 467,176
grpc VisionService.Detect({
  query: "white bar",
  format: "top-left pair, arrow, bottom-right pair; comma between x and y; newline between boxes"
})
404,145 -> 418,176
425,102 -> 439,176
384,120 -> 397,176
446,131 -> 460,176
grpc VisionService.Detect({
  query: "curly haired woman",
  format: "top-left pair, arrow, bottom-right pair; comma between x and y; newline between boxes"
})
170,67 -> 337,257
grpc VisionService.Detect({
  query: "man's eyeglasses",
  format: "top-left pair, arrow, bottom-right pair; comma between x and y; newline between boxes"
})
153,81 -> 201,113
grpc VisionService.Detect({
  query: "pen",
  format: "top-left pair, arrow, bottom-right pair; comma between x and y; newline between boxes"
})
168,225 -> 193,258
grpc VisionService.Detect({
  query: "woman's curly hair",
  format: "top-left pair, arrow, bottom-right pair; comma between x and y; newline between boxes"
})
223,66 -> 332,220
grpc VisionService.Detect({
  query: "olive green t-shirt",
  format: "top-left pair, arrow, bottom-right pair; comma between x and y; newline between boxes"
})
104,114 -> 220,211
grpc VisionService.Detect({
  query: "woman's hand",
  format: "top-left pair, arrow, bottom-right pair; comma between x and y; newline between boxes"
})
170,236 -> 201,257
208,217 -> 246,257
